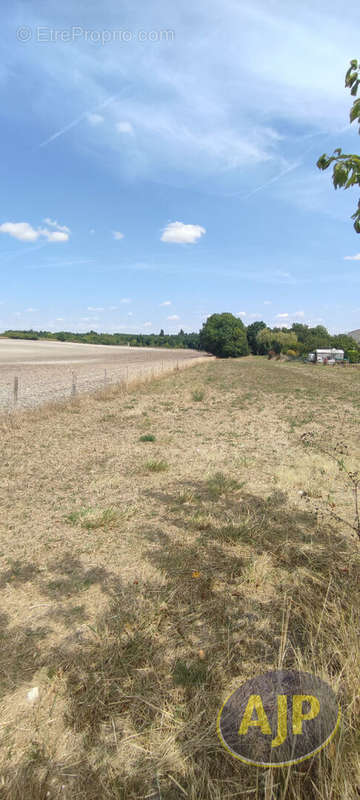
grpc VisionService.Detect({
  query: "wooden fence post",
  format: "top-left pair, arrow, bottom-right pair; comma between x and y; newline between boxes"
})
13,376 -> 19,405
71,372 -> 77,396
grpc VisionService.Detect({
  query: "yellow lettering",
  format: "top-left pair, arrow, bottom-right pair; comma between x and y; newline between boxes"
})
292,695 -> 320,734
271,695 -> 288,748
238,695 -> 272,736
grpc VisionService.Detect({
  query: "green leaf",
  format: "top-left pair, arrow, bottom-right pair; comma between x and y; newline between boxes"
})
333,162 -> 349,188
350,98 -> 360,123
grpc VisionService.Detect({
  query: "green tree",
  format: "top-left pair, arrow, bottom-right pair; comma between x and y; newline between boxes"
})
317,59 -> 360,232
348,349 -> 360,362
331,333 -> 359,357
246,320 -> 266,354
199,313 -> 249,358
256,327 -> 298,354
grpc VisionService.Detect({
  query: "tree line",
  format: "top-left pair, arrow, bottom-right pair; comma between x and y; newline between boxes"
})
3,316 -> 359,361
198,314 -> 360,360
1,328 -> 201,350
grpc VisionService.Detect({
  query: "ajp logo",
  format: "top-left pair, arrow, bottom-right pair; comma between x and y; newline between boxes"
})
217,670 -> 340,767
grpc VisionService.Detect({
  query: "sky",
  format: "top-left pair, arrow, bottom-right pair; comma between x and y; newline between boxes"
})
1,0 -> 360,336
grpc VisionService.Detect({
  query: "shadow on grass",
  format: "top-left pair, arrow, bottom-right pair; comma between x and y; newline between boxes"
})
0,553 -> 123,701
0,483 -> 359,799
40,553 -> 112,599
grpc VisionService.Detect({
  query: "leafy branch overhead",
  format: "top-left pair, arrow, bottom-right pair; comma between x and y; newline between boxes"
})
317,59 -> 360,232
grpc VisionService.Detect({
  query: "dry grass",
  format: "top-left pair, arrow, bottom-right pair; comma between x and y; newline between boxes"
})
0,357 -> 359,799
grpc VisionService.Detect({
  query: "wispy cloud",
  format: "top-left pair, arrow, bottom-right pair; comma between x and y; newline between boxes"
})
86,112 -> 104,126
25,259 -> 93,270
113,231 -> 125,240
43,218 -> 70,233
160,300 -> 172,306
39,94 -> 119,148
344,254 -> 360,261
116,121 -> 134,134
167,314 -> 180,320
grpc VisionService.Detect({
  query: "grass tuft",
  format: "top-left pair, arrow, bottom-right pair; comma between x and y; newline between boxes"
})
144,459 -> 169,472
139,433 -> 156,442
65,506 -> 120,529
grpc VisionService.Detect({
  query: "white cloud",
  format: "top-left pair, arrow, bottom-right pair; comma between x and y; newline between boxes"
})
344,254 -> 360,261
56,317 -> 64,321
161,221 -> 206,244
86,112 -> 104,126
143,321 -> 152,328
293,310 -> 305,318
128,311 -> 133,316
0,220 -> 70,243
113,231 -> 124,240
43,230 -> 69,242
87,306 -> 104,311
237,311 -> 247,317
116,121 -> 134,134
276,313 -> 289,318
0,222 -> 38,242
25,307 -> 38,312
264,300 -> 272,305
167,314 -> 180,320
160,300 -> 172,306
89,229 -> 95,235
120,297 -> 131,304
43,218 -> 70,233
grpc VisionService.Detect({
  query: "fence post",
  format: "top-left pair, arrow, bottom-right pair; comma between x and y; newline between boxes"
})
71,372 -> 77,396
13,376 -> 19,405
104,368 -> 107,388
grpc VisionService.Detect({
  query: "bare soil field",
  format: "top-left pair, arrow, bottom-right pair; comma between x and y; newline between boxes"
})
0,338 -> 207,410
0,357 -> 359,799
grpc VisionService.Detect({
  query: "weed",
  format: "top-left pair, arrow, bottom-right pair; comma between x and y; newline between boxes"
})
190,512 -> 214,530
192,389 -> 205,402
65,507 -> 120,529
139,433 -> 156,442
172,659 -> 207,687
206,471 -> 242,500
144,459 -> 169,472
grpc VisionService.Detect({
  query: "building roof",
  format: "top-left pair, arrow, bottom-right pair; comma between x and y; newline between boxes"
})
315,348 -> 344,354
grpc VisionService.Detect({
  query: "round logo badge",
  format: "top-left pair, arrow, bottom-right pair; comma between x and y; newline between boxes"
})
217,670 -> 340,767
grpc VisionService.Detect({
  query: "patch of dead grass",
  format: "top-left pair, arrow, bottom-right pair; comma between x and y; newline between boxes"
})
0,358 -> 359,798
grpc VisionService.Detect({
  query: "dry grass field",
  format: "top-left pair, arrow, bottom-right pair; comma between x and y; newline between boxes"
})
0,338 -> 207,410
0,357 -> 359,799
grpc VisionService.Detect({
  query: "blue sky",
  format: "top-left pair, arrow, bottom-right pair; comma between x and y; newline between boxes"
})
1,0 -> 360,335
